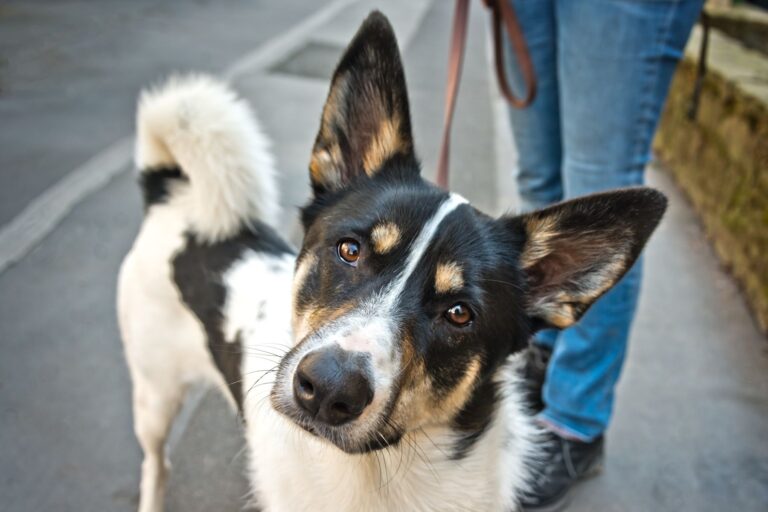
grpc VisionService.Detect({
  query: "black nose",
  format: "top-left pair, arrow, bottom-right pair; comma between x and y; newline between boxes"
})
293,347 -> 374,426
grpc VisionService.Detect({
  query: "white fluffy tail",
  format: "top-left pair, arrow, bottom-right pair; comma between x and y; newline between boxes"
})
135,74 -> 278,241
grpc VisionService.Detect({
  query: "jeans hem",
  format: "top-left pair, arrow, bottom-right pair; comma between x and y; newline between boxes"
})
536,411 -> 601,443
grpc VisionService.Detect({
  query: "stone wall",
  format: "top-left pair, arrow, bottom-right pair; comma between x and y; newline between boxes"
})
654,24 -> 768,333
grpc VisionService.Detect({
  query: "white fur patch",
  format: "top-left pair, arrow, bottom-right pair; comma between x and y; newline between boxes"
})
222,252 -> 296,346
136,75 -> 279,241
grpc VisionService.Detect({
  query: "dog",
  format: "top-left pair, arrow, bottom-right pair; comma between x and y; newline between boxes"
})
118,11 -> 667,512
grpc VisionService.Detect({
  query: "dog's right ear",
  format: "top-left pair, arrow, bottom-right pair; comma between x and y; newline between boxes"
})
309,11 -> 416,197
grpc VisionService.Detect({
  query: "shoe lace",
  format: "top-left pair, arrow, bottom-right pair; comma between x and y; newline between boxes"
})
531,437 -> 579,488
561,440 -> 579,479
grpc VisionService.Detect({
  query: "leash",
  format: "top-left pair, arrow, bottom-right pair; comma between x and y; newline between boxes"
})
436,0 -> 536,190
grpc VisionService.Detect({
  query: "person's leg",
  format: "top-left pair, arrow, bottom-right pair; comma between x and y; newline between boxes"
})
537,0 -> 704,442
503,0 -> 561,214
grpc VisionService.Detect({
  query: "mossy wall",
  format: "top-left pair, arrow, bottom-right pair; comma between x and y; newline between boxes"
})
654,59 -> 768,333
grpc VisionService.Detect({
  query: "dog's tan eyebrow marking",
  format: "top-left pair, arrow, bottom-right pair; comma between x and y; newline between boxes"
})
371,222 -> 402,254
435,261 -> 464,294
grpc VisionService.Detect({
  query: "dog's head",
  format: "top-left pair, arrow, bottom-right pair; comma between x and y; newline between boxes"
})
271,12 -> 666,454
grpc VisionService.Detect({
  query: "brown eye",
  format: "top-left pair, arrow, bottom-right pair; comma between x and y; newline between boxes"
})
445,303 -> 473,327
337,239 -> 360,265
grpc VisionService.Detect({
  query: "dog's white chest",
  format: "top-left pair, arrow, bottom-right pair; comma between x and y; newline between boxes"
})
244,412 -> 515,512
242,371 -> 531,512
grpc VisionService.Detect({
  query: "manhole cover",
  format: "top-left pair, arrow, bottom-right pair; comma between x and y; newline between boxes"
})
270,41 -> 344,81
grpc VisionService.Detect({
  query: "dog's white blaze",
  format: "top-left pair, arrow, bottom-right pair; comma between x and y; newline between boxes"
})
377,193 -> 468,311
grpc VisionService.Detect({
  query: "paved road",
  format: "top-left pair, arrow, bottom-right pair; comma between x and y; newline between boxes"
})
0,1 -> 766,511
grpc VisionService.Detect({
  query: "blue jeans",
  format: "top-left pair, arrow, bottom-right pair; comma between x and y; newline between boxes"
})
504,0 -> 702,440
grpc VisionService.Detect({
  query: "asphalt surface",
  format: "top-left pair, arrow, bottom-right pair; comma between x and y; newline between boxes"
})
0,1 -> 766,511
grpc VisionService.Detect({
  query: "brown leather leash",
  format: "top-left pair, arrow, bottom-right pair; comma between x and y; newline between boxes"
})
436,0 -> 536,190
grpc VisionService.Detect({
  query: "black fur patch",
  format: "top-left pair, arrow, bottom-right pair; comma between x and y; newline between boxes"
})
138,167 -> 185,209
172,222 -> 294,413
450,380 -> 499,460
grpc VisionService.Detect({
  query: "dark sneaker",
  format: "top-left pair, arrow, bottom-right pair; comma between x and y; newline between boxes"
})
521,344 -> 552,413
520,432 -> 604,512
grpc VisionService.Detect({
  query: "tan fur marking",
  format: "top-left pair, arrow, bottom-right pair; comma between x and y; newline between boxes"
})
309,147 -> 343,190
307,303 -> 357,333
362,117 -> 407,175
541,304 -> 576,329
392,355 -> 482,430
388,333 -> 429,428
529,254 -> 629,328
435,261 -> 465,294
291,254 -> 318,341
294,300 -> 359,346
521,215 -> 560,269
371,222 -> 402,254
399,333 -> 424,388
439,358 -> 482,416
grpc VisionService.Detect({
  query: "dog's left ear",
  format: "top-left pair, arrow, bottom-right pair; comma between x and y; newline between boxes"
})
309,11 -> 416,196
502,188 -> 667,330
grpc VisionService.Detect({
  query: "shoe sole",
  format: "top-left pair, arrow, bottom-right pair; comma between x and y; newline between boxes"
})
521,456 -> 604,512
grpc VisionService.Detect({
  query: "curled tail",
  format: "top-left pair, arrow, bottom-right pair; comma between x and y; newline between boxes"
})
135,74 -> 278,241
